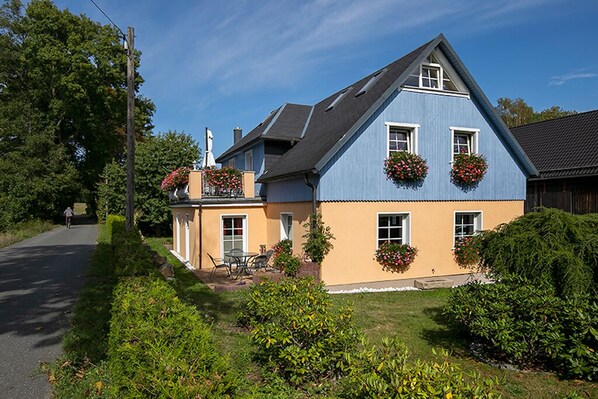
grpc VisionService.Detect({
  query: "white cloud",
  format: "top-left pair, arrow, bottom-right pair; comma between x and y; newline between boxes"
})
549,71 -> 598,86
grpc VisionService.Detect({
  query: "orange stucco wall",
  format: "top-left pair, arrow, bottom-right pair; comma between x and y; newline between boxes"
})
265,202 -> 312,254
318,201 -> 524,286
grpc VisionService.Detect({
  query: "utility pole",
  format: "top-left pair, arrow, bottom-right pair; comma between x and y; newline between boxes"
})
125,27 -> 135,231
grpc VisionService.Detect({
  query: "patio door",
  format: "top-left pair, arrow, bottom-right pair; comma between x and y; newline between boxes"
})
221,215 -> 246,255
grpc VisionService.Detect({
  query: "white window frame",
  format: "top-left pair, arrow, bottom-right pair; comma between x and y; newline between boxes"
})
376,212 -> 411,248
385,122 -> 419,157
220,214 -> 248,257
244,149 -> 253,171
185,213 -> 190,261
453,211 -> 483,246
228,158 -> 235,168
280,212 -> 293,241
175,213 -> 181,254
450,127 -> 479,161
420,63 -> 441,89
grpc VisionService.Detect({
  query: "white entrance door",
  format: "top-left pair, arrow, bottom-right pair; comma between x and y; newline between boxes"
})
185,214 -> 190,261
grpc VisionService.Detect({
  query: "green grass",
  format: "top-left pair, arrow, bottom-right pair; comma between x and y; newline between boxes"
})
0,219 -> 58,249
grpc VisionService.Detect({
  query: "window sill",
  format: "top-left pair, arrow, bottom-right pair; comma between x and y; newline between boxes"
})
401,87 -> 470,99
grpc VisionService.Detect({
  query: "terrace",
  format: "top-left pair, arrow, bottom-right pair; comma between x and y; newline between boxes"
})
169,169 -> 256,201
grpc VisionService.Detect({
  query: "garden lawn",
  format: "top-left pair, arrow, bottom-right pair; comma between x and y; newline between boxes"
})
146,237 -> 598,399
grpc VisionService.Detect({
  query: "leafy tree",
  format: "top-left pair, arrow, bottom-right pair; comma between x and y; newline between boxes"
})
496,97 -> 576,128
0,0 -> 155,228
97,131 -> 200,236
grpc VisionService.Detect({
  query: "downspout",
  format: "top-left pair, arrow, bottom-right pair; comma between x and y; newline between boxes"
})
198,206 -> 203,269
303,172 -> 317,226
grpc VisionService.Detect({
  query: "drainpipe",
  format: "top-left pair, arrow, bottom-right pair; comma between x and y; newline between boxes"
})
303,172 -> 317,229
198,206 -> 203,269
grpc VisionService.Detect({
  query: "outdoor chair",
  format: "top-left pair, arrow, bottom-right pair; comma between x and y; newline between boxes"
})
249,254 -> 268,272
208,253 -> 231,281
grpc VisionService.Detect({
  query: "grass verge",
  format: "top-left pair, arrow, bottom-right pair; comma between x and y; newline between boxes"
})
0,219 -> 58,249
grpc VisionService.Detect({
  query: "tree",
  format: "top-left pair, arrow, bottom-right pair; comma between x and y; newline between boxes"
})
496,97 -> 576,128
97,131 -> 200,236
0,0 -> 155,229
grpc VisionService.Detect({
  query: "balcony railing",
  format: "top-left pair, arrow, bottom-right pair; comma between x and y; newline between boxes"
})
202,178 -> 244,198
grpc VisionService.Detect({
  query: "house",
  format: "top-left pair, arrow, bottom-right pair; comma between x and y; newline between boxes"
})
510,110 -> 598,214
171,34 -> 537,287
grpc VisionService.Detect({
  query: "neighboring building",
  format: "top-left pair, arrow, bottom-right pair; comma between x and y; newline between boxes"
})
171,34 -> 537,287
511,110 -> 598,214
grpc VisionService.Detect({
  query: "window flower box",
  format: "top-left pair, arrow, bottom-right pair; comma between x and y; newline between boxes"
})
161,167 -> 191,193
375,241 -> 418,273
451,153 -> 488,185
384,151 -> 428,183
202,167 -> 243,197
453,236 -> 481,268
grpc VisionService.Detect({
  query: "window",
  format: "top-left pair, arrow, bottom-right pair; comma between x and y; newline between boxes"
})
356,69 -> 386,97
228,158 -> 235,168
244,150 -> 253,171
404,52 -> 461,93
222,216 -> 246,254
280,213 -> 293,241
377,213 -> 410,247
325,87 -> 352,111
450,127 -> 479,160
386,123 -> 419,156
454,212 -> 482,244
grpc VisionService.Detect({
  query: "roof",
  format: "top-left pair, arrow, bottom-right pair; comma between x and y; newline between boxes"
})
217,34 -> 536,182
216,103 -> 312,162
511,110 -> 598,179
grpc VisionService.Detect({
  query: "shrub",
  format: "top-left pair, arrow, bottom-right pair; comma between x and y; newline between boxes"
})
374,241 -> 417,273
341,337 -> 500,398
444,278 -> 598,380
108,277 -> 237,398
276,252 -> 302,277
272,239 -> 294,270
302,212 -> 335,264
451,153 -> 488,185
453,235 -> 482,268
238,277 -> 361,385
110,218 -> 155,277
479,208 -> 598,298
384,151 -> 429,182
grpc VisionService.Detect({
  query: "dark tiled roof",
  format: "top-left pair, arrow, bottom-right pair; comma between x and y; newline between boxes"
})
258,39 -> 434,181
216,103 -> 312,162
511,110 -> 598,178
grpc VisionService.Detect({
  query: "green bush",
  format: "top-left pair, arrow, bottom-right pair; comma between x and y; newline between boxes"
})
479,209 -> 598,298
110,218 -> 155,277
302,213 -> 334,264
238,277 -> 361,385
341,337 -> 500,398
444,279 -> 598,380
108,276 -> 237,398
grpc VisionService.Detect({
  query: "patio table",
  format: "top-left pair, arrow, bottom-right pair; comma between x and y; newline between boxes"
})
225,251 -> 258,281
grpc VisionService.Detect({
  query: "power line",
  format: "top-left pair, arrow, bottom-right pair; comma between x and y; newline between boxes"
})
89,0 -> 125,39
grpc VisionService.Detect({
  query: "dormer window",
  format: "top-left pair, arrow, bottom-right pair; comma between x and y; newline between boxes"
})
403,51 -> 464,93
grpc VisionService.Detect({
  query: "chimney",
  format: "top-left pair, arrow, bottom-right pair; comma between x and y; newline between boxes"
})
233,127 -> 242,144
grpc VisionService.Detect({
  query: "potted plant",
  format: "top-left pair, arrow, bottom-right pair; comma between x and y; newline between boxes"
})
384,151 -> 429,183
161,167 -> 191,199
374,241 -> 418,273
203,167 -> 243,196
451,153 -> 488,185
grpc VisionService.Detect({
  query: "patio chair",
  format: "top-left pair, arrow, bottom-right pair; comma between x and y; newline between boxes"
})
208,253 -> 231,281
249,254 -> 268,272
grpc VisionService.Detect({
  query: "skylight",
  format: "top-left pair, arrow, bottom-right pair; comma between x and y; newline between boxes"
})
355,68 -> 387,97
325,87 -> 352,111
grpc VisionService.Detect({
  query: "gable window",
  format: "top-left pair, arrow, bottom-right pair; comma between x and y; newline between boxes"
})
386,123 -> 419,156
454,212 -> 482,244
450,127 -> 479,160
280,213 -> 293,241
244,149 -> 253,171
377,213 -> 410,247
404,52 -> 463,93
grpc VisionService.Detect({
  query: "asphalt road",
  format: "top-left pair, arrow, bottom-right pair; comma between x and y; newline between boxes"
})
0,220 -> 98,399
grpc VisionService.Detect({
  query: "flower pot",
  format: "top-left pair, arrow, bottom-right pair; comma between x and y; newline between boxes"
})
175,185 -> 189,199
169,191 -> 178,201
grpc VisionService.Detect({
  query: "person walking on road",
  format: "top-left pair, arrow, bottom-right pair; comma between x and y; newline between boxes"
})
63,206 -> 74,228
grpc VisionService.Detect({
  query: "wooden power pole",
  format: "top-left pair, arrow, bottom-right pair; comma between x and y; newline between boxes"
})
125,27 -> 135,231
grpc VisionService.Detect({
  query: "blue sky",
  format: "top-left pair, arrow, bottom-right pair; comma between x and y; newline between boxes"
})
53,0 -> 598,158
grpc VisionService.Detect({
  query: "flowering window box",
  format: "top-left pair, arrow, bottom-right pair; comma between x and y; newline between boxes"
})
375,241 -> 418,273
161,167 -> 191,199
202,167 -> 243,197
384,151 -> 428,183
451,153 -> 488,185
